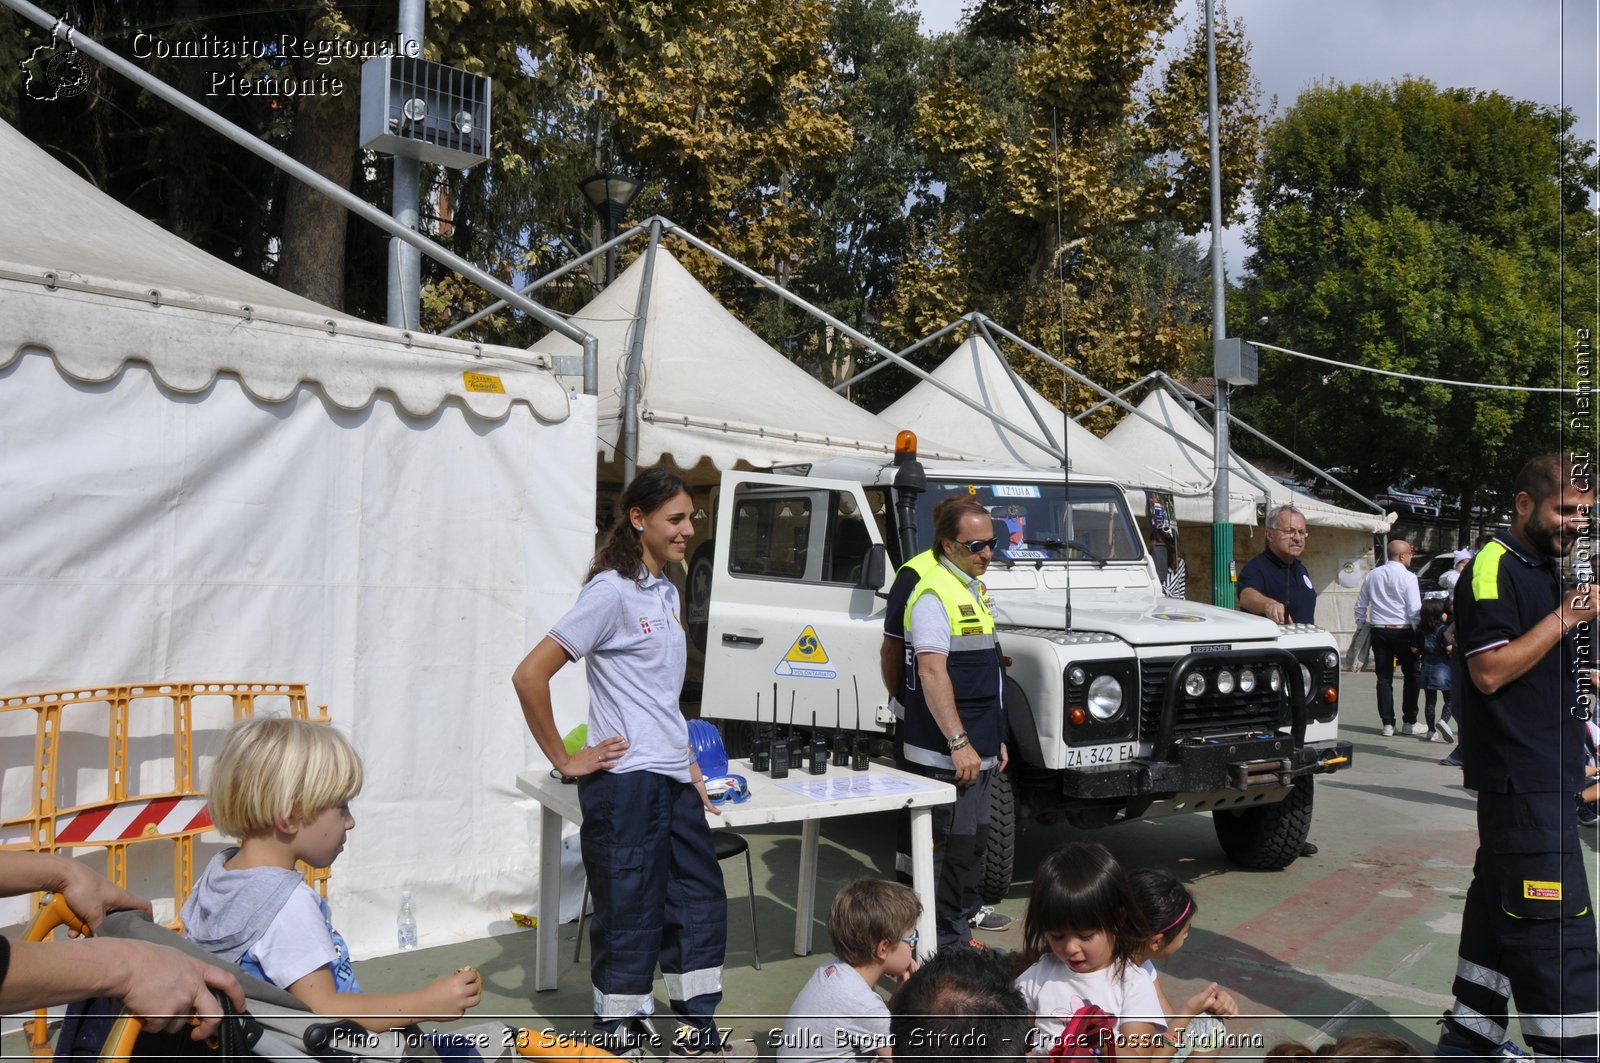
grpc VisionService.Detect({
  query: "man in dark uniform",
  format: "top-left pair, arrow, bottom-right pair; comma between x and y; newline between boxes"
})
1238,505 -> 1317,625
1436,454 -> 1599,1061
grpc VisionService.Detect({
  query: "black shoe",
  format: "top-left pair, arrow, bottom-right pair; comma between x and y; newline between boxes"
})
1298,841 -> 1318,857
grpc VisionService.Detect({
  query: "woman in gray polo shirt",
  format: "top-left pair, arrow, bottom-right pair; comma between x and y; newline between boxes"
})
514,465 -> 730,1059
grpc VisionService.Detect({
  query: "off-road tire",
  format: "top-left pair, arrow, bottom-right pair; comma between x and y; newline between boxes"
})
1212,775 -> 1313,870
981,769 -> 1016,903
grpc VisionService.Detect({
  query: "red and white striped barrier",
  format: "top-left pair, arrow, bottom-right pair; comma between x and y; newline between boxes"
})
52,796 -> 212,845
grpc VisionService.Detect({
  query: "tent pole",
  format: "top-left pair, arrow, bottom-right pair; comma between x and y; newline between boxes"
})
980,316 -> 1221,468
659,224 -> 1063,462
1072,372 -> 1160,423
622,220 -> 663,487
831,315 -> 974,392
1153,374 -> 1385,516
440,223 -> 649,340
973,318 -> 1062,461
0,0 -> 598,386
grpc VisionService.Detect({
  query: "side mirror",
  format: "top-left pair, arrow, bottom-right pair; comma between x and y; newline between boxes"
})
860,544 -> 888,589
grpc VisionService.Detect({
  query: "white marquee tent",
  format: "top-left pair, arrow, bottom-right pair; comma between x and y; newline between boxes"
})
528,247 -> 966,476
1103,390 -> 1391,639
876,337 -> 1256,523
0,118 -> 598,957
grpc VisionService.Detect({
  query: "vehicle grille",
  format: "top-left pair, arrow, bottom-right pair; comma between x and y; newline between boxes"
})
1138,658 -> 1288,741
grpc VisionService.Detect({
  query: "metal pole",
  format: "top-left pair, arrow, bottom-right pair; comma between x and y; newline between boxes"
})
0,0 -> 599,392
440,223 -> 647,339
387,0 -> 424,329
1205,0 -> 1236,608
621,219 -> 662,486
661,223 -> 1065,461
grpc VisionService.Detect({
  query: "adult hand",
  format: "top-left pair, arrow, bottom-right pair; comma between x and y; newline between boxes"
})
557,736 -> 630,777
1561,583 -> 1600,627
116,939 -> 244,1041
58,859 -> 152,932
1263,600 -> 1286,624
998,742 -> 1009,774
951,743 -> 982,786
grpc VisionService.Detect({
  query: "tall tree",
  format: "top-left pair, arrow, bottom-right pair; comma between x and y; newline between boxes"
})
872,0 -> 1262,409
1234,78 -> 1597,525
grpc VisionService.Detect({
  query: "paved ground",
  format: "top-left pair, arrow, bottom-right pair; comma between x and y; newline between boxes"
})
10,681 -> 1597,1058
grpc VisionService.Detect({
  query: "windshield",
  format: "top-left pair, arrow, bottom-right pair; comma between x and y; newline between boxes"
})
1416,554 -> 1454,584
912,479 -> 1144,563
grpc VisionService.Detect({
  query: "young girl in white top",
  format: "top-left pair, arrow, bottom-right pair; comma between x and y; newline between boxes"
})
1127,869 -> 1238,1059
1015,842 -> 1165,1056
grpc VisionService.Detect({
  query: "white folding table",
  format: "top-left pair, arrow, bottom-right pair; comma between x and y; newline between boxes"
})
514,758 -> 955,991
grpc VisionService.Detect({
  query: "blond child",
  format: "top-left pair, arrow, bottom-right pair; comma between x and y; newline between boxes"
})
775,878 -> 921,1061
182,717 -> 480,1043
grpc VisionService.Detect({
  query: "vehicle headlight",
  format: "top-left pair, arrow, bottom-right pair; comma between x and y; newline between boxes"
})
1086,675 -> 1123,720
1068,666 -> 1088,687
1238,668 -> 1256,693
1215,669 -> 1236,695
1268,667 -> 1283,692
1300,664 -> 1313,699
1323,650 -> 1340,671
1183,672 -> 1207,697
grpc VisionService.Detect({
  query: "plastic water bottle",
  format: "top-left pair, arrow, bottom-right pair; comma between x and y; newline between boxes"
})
397,890 -> 418,951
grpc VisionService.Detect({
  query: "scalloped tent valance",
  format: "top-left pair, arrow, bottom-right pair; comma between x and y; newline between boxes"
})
0,118 -> 569,422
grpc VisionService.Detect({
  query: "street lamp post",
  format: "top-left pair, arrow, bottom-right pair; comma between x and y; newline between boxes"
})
578,172 -> 643,285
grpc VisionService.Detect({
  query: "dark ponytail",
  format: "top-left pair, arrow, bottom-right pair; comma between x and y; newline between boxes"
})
588,465 -> 693,585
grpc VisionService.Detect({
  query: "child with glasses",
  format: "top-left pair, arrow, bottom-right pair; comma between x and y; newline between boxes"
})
774,878 -> 921,1061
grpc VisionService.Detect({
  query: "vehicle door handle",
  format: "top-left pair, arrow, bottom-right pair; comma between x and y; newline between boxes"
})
722,633 -> 764,646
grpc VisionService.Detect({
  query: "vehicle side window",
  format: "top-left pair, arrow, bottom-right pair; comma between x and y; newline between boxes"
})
825,493 -> 873,584
729,489 -> 812,579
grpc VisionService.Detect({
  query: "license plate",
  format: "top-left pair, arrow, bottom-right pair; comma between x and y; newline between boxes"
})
1065,741 -> 1138,768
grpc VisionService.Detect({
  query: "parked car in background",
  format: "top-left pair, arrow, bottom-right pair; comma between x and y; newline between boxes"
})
1377,480 -> 1447,518
1416,552 -> 1457,600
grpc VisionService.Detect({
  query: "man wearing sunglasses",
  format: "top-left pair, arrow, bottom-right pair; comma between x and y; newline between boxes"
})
898,494 -> 1010,951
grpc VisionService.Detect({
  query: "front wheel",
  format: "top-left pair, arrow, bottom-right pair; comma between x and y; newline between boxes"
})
981,769 -> 1016,903
1212,775 -> 1313,870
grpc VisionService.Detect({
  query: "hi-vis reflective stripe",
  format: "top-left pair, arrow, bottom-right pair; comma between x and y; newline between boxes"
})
1472,541 -> 1508,602
53,796 -> 212,844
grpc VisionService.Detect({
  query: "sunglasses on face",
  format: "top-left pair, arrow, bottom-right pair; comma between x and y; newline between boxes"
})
960,538 -> 999,554
900,930 -> 919,949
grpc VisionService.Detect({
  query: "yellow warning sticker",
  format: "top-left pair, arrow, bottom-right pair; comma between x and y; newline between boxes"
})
775,626 -> 837,680
784,626 -> 829,663
464,371 -> 506,394
1523,880 -> 1562,901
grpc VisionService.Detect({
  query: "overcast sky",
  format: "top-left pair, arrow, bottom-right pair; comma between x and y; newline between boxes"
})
911,0 -> 1599,277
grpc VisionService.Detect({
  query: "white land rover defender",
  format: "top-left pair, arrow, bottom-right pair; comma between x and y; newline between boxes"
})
684,438 -> 1352,894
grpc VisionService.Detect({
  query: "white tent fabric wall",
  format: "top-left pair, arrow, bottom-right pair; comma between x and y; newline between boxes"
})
0,118 -> 599,958
528,248 -> 965,473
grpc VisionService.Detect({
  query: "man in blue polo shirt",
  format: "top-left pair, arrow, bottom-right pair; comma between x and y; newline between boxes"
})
1436,454 -> 1599,1062
1238,505 -> 1317,625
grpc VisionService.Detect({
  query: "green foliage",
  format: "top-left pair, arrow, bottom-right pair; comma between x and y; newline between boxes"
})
1235,77 -> 1597,518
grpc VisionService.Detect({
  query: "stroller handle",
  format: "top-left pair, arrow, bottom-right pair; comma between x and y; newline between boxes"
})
25,893 -> 207,1059
26,892 -> 93,940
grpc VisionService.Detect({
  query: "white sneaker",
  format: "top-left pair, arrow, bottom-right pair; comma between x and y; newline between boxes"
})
1381,724 -> 1395,736
1405,722 -> 1430,736
1436,719 -> 1455,742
